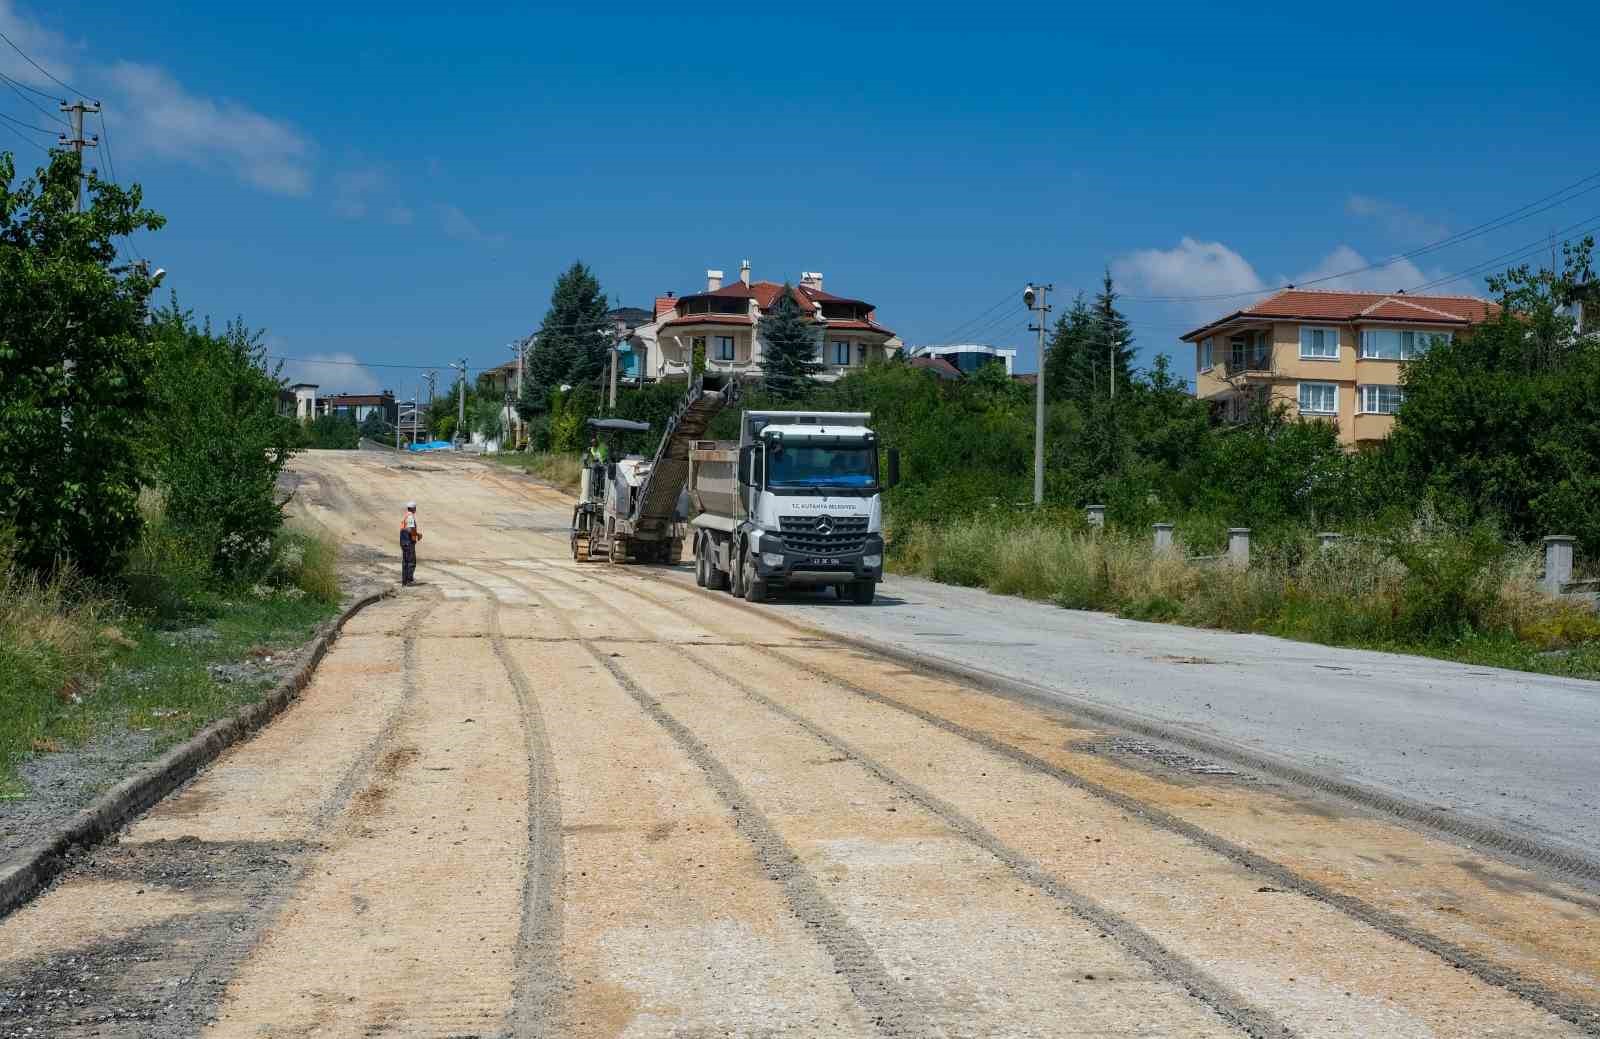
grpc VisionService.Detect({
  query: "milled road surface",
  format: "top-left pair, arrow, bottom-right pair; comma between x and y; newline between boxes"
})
3,448 -> 1599,1038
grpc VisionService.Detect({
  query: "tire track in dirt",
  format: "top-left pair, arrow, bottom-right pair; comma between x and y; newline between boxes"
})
674,646 -> 1297,1039
563,562 -> 1600,1035
437,566 -> 569,1037
755,643 -> 1600,1036
582,643 -> 930,1037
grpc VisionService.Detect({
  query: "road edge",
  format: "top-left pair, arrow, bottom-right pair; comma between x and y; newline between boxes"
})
635,564 -> 1600,890
0,587 -> 393,920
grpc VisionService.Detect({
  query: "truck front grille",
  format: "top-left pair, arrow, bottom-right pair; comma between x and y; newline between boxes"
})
779,515 -> 870,555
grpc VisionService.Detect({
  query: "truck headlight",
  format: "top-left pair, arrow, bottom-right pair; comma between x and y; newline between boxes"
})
761,551 -> 785,568
862,553 -> 882,568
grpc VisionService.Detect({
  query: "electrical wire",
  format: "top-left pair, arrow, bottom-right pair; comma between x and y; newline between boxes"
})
267,355 -> 502,371
0,109 -> 55,135
1,70 -> 67,127
922,289 -> 1020,347
1406,215 -> 1600,294
1122,167 -> 1600,303
0,118 -> 49,155
0,28 -> 93,100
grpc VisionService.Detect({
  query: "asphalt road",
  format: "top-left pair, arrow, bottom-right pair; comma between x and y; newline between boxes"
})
751,576 -> 1600,862
3,449 -> 1597,1037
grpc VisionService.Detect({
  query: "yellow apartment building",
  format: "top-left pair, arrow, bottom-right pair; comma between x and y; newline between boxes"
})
1183,289 -> 1497,448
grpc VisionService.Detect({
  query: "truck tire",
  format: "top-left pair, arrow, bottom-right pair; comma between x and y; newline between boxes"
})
694,536 -> 708,586
743,550 -> 768,603
706,537 -> 728,591
850,580 -> 876,605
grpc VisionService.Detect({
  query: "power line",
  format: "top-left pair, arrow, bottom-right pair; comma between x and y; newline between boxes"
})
0,109 -> 55,135
1123,167 -> 1600,304
923,289 -> 1019,346
0,119 -> 49,155
1,70 -> 68,126
1406,215 -> 1600,294
0,28 -> 92,100
267,354 -> 502,371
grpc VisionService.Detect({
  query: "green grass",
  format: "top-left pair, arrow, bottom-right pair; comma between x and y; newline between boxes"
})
892,515 -> 1600,681
0,524 -> 342,797
488,450 -> 582,494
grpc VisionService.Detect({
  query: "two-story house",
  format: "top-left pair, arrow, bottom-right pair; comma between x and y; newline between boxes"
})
1183,289 -> 1497,448
640,262 -> 902,382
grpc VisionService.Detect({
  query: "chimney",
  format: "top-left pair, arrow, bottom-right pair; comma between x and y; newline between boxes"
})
706,269 -> 724,291
739,260 -> 751,287
800,271 -> 823,293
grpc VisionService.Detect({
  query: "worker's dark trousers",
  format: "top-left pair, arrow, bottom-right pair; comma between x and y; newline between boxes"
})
400,530 -> 416,585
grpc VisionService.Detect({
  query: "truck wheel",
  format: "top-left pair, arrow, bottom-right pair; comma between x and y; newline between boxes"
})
706,539 -> 728,591
694,537 -> 708,586
728,544 -> 746,597
609,536 -> 627,564
743,551 -> 768,603
851,580 -> 876,605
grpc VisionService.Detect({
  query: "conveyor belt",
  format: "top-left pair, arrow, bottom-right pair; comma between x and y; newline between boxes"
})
629,375 -> 737,533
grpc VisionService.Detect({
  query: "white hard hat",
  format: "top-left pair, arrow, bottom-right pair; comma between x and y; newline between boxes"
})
406,501 -> 417,510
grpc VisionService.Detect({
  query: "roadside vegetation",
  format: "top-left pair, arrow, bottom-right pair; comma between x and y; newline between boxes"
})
507,243 -> 1599,678
0,150 -> 343,795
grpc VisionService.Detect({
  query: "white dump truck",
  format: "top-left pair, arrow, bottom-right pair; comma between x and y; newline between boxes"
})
687,410 -> 899,604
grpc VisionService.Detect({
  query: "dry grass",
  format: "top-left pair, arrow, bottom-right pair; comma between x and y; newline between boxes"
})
494,451 -> 582,495
893,514 -> 1600,674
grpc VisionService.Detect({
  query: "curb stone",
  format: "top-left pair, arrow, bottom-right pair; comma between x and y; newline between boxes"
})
0,587 -> 394,920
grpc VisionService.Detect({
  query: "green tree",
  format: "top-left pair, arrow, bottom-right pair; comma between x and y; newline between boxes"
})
1389,237 -> 1600,553
1092,269 -> 1137,399
1043,294 -> 1096,404
758,285 -> 822,398
527,262 -> 609,391
144,304 -> 296,579
0,152 -> 165,576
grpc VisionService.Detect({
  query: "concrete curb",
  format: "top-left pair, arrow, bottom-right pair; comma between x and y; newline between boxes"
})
0,588 -> 393,920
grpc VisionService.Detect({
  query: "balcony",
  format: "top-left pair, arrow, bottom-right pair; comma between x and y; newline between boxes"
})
1220,353 -> 1275,380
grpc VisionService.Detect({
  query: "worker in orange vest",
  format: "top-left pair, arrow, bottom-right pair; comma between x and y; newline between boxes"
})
400,502 -> 421,585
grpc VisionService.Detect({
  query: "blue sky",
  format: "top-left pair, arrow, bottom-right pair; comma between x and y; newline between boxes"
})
3,0 -> 1596,392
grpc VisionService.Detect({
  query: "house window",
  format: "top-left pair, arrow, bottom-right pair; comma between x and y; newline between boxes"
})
831,340 -> 851,365
1359,384 -> 1405,414
1298,381 -> 1338,415
714,336 -> 736,361
1361,328 -> 1449,360
1199,336 -> 1214,370
1299,326 -> 1340,360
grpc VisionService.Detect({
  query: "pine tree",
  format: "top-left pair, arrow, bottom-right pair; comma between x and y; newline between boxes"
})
758,285 -> 823,397
1043,294 -> 1096,404
1092,269 -> 1136,398
527,261 -> 610,391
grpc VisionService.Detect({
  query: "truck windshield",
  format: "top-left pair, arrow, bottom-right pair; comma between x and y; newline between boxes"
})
766,445 -> 877,490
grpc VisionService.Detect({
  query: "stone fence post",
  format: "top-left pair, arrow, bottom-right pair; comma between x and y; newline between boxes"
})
1542,535 -> 1576,595
1086,505 -> 1106,529
1153,523 -> 1174,553
1227,528 -> 1250,568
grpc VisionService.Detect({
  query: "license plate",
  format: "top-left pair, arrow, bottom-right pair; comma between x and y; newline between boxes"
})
807,557 -> 841,566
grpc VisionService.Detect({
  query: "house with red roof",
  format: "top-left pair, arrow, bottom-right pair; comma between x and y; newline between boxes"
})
638,262 -> 902,383
1181,289 -> 1498,448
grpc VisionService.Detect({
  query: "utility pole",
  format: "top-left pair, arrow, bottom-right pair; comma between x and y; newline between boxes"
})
1023,283 -> 1053,505
58,100 -> 100,212
608,317 -> 627,412
1110,336 -> 1118,400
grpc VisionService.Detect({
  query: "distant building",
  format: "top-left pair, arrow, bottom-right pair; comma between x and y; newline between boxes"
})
908,356 -> 963,381
907,343 -> 1016,376
289,383 -> 319,422
1181,289 -> 1497,448
316,391 -> 398,427
637,262 -> 902,383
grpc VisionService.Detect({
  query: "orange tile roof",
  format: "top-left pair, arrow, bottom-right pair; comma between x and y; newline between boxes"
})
1182,289 -> 1498,340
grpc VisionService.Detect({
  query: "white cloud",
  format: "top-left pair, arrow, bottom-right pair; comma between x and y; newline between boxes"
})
104,60 -> 312,196
1113,237 -> 1445,316
1281,245 -> 1430,293
438,203 -> 504,245
0,0 -> 76,91
275,351 -> 387,396
1112,237 -> 1267,301
1346,194 -> 1448,244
